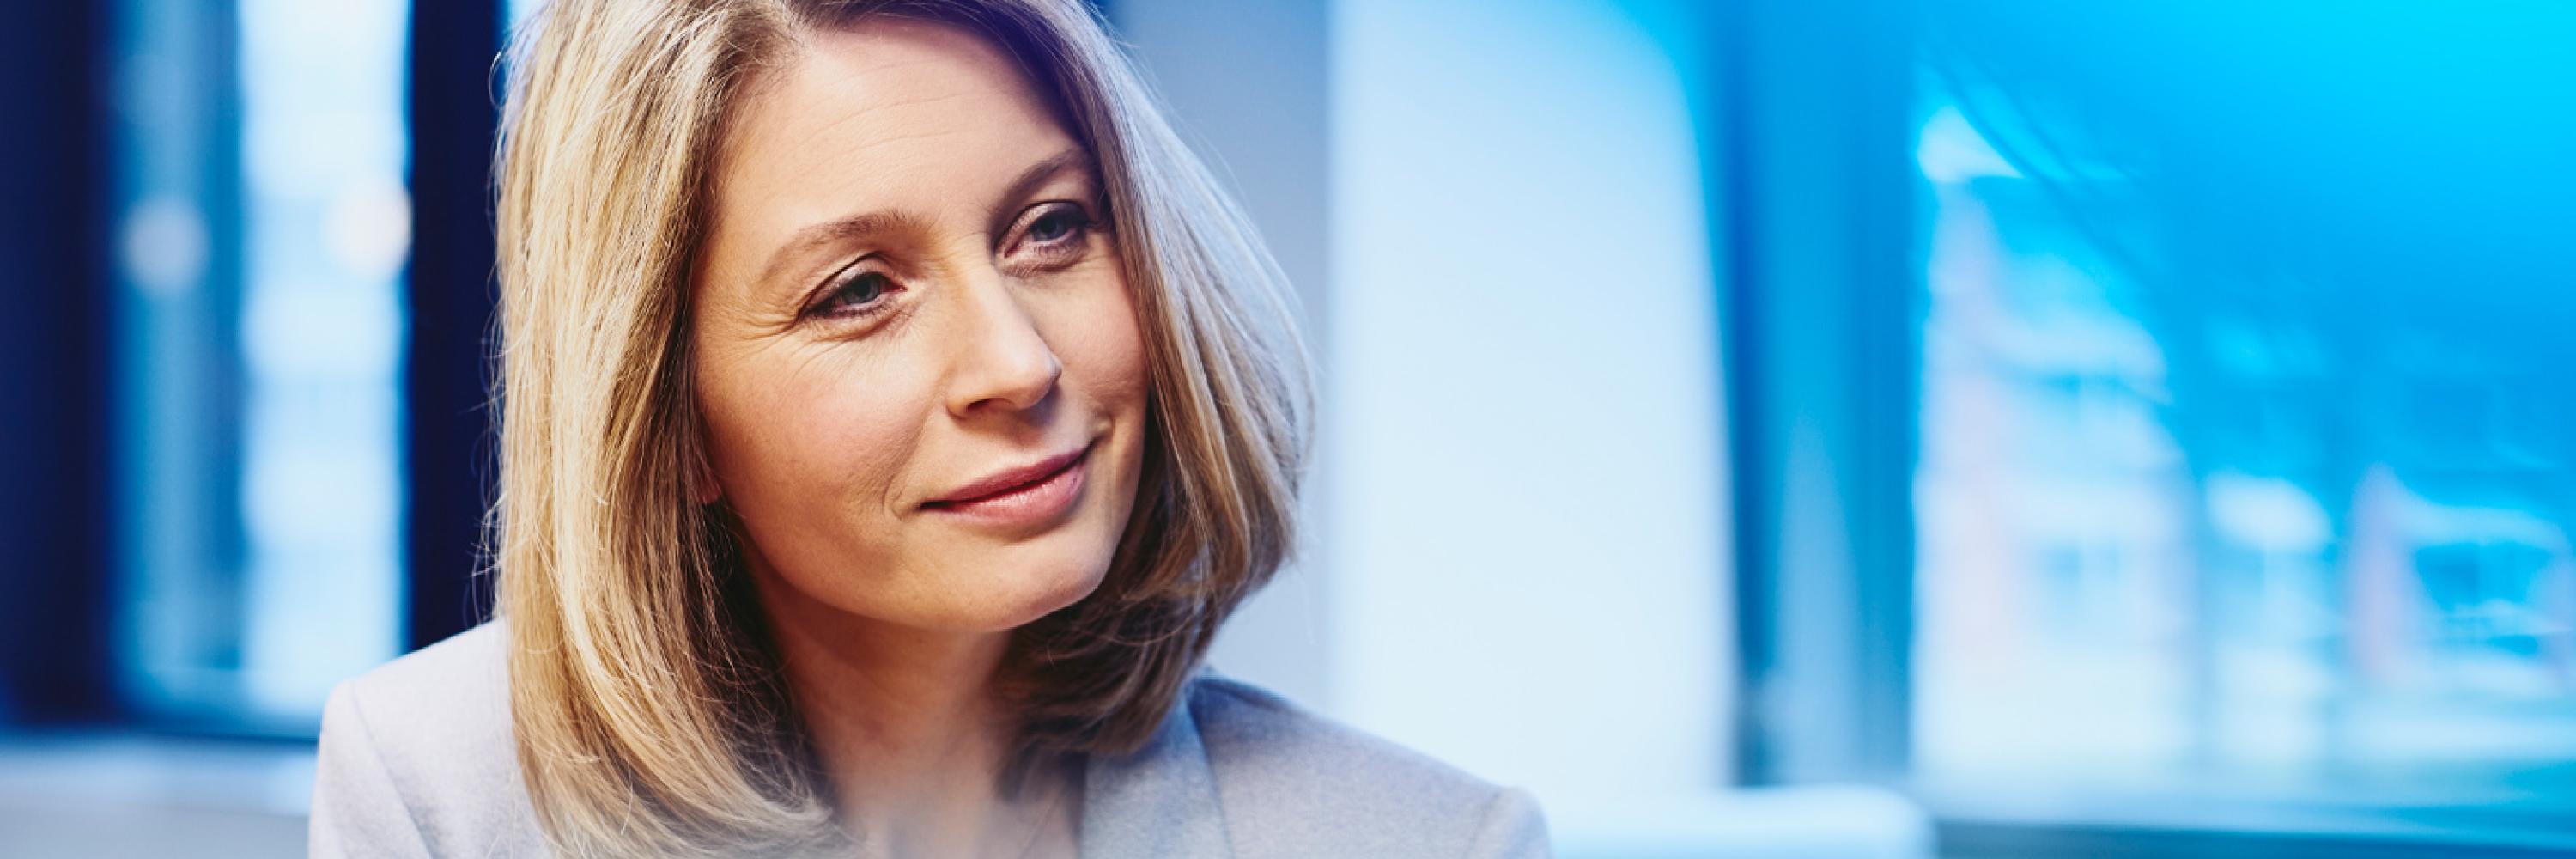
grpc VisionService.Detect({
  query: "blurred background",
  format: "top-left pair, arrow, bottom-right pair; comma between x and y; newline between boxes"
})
2,0 -> 2572,856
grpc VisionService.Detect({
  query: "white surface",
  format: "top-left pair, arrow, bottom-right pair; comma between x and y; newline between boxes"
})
0,734 -> 313,858
1115,0 -> 1735,807
1555,786 -> 1934,859
1325,0 -> 1729,802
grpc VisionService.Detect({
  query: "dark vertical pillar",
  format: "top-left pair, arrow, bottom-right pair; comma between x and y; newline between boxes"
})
0,1 -> 111,722
405,1 -> 505,650
1719,0 -> 1919,785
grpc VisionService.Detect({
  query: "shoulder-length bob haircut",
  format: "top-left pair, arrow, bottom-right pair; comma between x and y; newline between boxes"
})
490,0 -> 1309,854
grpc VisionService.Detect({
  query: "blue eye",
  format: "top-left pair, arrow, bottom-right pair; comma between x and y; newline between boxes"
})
1026,206 -> 1087,245
816,270 -> 894,315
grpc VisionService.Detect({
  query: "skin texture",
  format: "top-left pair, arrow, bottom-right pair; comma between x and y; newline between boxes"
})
690,16 -> 1147,858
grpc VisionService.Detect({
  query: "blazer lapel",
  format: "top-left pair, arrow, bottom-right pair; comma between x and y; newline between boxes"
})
1077,680 -> 1234,858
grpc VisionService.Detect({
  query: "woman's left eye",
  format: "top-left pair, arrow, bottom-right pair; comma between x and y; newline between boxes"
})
1023,204 -> 1091,247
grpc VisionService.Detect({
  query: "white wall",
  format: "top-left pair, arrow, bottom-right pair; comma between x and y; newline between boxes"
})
1325,0 -> 1728,801
1118,0 -> 1731,807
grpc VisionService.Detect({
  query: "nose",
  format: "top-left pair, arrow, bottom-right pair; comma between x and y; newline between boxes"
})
944,268 -> 1062,419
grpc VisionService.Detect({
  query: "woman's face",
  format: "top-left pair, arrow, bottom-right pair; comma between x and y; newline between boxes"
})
690,18 -> 1148,634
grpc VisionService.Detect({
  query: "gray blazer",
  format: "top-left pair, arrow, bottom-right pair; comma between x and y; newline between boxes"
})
309,623 -> 1551,857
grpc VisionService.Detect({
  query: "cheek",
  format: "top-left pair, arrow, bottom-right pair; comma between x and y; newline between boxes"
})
1054,273 -> 1151,416
698,345 -> 930,553
1054,273 -> 1151,564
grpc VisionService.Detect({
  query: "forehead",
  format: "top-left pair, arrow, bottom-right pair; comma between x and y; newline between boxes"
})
708,17 -> 1076,244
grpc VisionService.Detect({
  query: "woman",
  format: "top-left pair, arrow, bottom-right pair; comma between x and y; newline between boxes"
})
307,0 -> 1549,856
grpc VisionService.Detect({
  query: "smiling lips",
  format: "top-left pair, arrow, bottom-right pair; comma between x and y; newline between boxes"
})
922,442 -> 1091,527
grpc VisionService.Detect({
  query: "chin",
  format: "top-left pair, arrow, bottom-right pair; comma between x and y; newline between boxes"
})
989,559 -> 1113,626
941,545 -> 1114,632
943,481 -> 1134,631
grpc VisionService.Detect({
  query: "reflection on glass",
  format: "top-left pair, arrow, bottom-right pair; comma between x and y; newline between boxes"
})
234,0 -> 410,718
1912,5 -> 2576,809
113,0 -> 410,728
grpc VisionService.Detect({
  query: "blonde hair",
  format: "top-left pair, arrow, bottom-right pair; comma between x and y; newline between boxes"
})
489,0 -> 1310,854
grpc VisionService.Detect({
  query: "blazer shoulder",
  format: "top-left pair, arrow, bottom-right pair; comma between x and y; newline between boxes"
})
312,620 -> 546,857
336,620 -> 516,769
1186,673 -> 1552,857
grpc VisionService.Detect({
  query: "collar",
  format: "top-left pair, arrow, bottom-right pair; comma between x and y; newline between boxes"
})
1076,679 -> 1234,857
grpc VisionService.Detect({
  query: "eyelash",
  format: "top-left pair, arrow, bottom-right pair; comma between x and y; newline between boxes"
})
801,200 -> 1104,323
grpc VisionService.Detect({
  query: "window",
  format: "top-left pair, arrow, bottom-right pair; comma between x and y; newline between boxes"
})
112,0 -> 413,731
1911,0 -> 2576,838
1722,3 -> 2576,852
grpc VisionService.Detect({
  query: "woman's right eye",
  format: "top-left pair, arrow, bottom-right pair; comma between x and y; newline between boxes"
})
811,270 -> 897,319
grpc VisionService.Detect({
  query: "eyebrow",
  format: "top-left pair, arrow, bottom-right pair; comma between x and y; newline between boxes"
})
753,147 -> 1092,295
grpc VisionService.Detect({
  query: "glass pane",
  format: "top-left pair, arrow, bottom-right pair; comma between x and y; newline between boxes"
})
113,0 -> 410,729
1912,3 -> 2576,809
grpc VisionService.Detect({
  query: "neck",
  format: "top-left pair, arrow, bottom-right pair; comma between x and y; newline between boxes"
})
752,568 -> 1078,857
